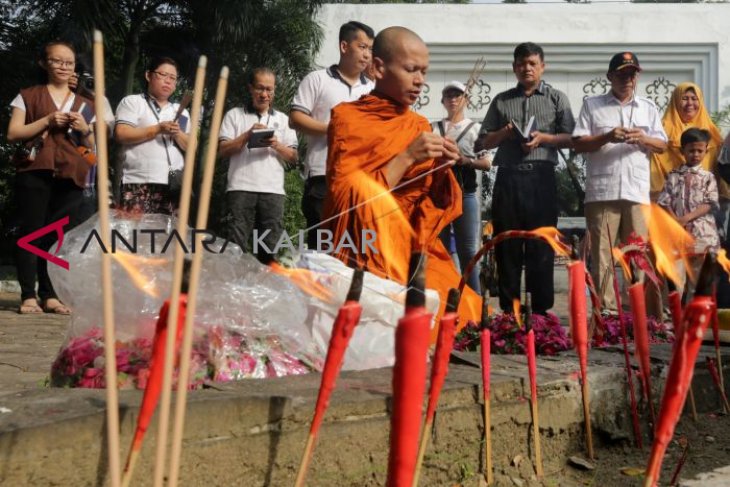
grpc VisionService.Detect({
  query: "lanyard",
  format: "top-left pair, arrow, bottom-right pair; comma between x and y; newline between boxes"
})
144,93 -> 173,168
619,96 -> 636,129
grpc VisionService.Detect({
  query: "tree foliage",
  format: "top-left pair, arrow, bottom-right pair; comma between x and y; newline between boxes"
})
0,0 -> 324,255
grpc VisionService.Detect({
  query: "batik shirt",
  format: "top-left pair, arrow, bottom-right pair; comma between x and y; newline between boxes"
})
657,164 -> 720,252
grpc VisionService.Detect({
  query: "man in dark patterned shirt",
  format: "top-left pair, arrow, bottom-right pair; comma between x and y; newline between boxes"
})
476,42 -> 575,315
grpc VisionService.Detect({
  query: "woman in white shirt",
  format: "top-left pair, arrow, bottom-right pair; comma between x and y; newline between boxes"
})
115,56 -> 190,214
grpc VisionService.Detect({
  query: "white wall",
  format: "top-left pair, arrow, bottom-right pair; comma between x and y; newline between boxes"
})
316,3 -> 730,124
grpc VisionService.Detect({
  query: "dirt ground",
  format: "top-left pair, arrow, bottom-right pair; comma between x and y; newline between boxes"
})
557,412 -> 730,487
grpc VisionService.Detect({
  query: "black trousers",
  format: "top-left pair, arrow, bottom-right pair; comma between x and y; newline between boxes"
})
492,164 -> 557,314
15,170 -> 83,301
301,176 -> 327,249
226,190 -> 285,264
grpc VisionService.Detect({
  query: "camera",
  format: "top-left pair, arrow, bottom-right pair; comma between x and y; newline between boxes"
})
73,64 -> 95,98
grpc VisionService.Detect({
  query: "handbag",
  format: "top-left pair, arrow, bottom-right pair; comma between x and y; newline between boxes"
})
167,168 -> 184,197
74,144 -> 97,166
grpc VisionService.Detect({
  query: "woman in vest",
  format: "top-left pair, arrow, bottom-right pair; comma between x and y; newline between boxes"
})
432,81 -> 492,294
114,57 -> 190,215
7,40 -> 95,315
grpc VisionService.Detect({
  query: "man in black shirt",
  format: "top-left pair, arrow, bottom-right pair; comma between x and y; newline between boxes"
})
476,42 -> 575,315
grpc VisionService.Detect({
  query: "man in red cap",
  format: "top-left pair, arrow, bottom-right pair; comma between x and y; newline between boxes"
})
573,52 -> 667,313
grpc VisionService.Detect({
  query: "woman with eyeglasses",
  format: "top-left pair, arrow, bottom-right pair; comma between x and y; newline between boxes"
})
6,40 -> 96,315
432,81 -> 492,294
115,56 -> 190,214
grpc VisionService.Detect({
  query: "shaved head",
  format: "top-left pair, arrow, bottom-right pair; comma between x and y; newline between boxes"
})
371,27 -> 429,106
372,26 -> 425,63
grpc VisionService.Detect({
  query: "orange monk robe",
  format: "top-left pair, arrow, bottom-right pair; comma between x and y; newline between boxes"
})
323,93 -> 481,340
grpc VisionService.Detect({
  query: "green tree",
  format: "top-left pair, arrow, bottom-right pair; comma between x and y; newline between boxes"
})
0,0 -> 325,259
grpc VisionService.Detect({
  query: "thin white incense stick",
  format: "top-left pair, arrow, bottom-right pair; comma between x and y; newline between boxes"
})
120,55 -> 207,487
151,60 -> 219,487
167,61 -> 226,487
93,29 -> 121,487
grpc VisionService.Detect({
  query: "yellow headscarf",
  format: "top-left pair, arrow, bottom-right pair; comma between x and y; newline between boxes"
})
650,82 -> 726,198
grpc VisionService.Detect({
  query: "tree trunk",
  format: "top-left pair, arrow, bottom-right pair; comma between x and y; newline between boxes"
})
112,23 -> 142,103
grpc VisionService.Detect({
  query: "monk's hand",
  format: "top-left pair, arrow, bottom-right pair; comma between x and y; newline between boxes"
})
405,132 -> 449,163
439,137 -> 461,165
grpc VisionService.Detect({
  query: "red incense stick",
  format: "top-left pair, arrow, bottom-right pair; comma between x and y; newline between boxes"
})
412,289 -> 461,487
295,269 -> 364,487
387,254 -> 433,487
644,254 -> 716,487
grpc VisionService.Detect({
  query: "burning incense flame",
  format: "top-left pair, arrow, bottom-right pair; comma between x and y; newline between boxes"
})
268,262 -> 334,303
513,298 -> 522,327
643,204 -> 695,286
111,251 -> 168,298
529,227 -> 570,257
612,247 -> 633,282
483,221 -> 494,237
718,250 -> 730,278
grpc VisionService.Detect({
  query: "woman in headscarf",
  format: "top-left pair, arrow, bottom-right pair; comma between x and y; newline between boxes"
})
648,83 -> 725,318
651,82 -> 725,199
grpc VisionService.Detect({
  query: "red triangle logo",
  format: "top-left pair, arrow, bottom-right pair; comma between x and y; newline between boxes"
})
17,216 -> 70,270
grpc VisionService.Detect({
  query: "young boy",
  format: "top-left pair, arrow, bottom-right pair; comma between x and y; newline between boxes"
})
657,127 -> 720,293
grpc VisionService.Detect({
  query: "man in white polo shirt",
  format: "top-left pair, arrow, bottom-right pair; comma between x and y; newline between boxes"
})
115,57 -> 190,215
218,67 -> 298,264
289,20 -> 375,249
573,52 -> 667,313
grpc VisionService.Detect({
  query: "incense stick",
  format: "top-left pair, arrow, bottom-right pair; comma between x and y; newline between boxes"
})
456,56 -> 487,114
524,293 -> 543,479
606,224 -> 643,449
480,289 -> 493,485
165,65 -> 228,487
120,56 -> 207,487
711,304 -> 727,414
93,29 -> 121,487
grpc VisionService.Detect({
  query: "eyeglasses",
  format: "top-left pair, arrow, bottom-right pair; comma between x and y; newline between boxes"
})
253,86 -> 274,94
153,71 -> 178,82
47,58 -> 75,68
681,96 -> 699,103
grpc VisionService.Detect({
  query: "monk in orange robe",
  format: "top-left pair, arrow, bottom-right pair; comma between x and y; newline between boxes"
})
323,26 -> 481,337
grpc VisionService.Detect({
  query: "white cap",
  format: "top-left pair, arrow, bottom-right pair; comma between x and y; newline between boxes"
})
442,80 -> 466,94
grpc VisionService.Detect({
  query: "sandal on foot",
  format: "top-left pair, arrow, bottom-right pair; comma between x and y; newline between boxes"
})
42,299 -> 72,316
19,299 -> 43,314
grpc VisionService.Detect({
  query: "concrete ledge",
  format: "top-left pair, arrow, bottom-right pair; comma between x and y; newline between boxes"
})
2,345 -> 728,486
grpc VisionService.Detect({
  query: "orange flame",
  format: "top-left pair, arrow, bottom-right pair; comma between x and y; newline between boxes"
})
483,220 -> 494,237
643,204 -> 695,286
718,249 -> 730,277
110,251 -> 168,297
529,227 -> 570,257
513,298 -> 522,327
612,247 -> 633,282
268,262 -> 334,303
